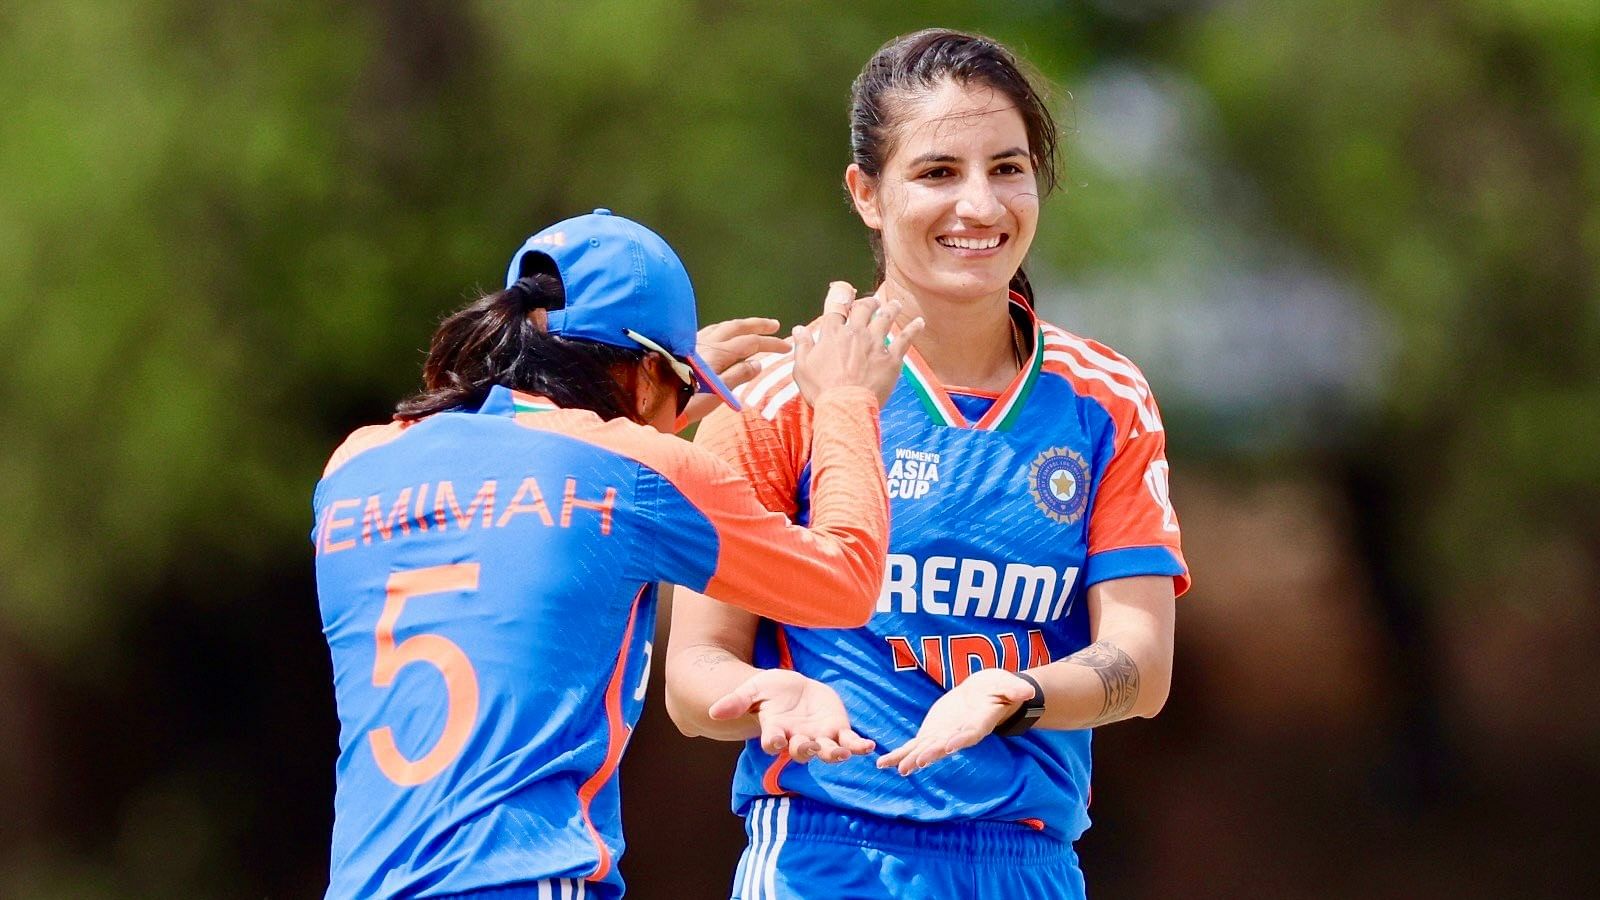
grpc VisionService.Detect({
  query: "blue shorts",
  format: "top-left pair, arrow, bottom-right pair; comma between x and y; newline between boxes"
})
435,878 -> 609,900
730,796 -> 1085,900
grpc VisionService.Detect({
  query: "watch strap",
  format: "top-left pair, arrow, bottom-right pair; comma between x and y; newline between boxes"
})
994,670 -> 1045,737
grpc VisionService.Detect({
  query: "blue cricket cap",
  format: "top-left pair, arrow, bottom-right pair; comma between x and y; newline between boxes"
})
505,209 -> 741,411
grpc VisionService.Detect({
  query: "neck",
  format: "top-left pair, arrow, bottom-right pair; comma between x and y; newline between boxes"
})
879,275 -> 1019,390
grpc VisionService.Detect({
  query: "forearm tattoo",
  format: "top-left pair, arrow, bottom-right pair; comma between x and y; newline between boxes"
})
1067,641 -> 1140,726
692,650 -> 735,671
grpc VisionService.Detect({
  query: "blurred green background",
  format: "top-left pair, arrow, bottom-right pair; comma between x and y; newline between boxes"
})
1,1 -> 1597,897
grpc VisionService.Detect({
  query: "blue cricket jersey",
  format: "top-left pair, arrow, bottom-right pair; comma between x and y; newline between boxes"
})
696,298 -> 1190,843
313,385 -> 888,898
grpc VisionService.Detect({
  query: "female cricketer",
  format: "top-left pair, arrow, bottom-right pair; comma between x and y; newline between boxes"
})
665,31 -> 1191,899
312,209 -> 921,899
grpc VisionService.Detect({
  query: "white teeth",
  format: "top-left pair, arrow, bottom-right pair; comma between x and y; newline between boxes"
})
939,235 -> 1002,250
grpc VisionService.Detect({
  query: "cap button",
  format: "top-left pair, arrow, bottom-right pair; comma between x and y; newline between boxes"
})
593,208 -> 612,216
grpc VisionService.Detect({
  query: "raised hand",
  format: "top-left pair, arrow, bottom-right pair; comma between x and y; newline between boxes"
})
875,669 -> 1037,776
681,316 -> 791,424
792,281 -> 923,406
709,668 -> 875,763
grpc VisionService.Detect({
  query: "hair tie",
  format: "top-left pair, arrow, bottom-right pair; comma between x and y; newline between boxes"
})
507,276 -> 539,308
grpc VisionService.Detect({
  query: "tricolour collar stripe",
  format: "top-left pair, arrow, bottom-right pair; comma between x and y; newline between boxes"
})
896,292 -> 1040,432
900,345 -> 965,427
510,390 -> 559,414
975,319 -> 1044,431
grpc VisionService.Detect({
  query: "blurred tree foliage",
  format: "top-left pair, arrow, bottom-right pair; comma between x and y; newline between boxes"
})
1179,0 -> 1599,596
0,0 -> 1595,896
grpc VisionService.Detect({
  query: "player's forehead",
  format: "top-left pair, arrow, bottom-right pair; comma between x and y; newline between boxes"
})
884,79 -> 1030,165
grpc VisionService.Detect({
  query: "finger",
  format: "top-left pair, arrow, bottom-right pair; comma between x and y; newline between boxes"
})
888,737 -> 927,775
791,324 -> 810,366
759,721 -> 789,756
821,281 -> 856,325
708,685 -> 760,721
748,335 -> 791,356
898,742 -> 927,776
865,299 -> 901,346
706,317 -> 782,339
788,733 -> 821,762
884,316 -> 925,362
876,743 -> 910,770
812,736 -> 846,763
911,742 -> 953,771
844,295 -> 879,333
716,359 -> 760,390
719,333 -> 790,363
838,728 -> 876,756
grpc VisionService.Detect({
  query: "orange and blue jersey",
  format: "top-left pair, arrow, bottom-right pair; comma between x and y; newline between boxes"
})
313,384 -> 887,899
696,296 -> 1189,852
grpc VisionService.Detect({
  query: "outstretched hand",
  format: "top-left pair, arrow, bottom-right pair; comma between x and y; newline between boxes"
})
876,669 -> 1036,776
793,282 -> 923,407
709,668 -> 875,763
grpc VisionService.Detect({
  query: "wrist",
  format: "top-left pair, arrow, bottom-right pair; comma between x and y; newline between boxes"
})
813,385 -> 880,410
994,670 -> 1045,737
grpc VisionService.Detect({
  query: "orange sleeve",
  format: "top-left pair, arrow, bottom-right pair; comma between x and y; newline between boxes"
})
654,386 -> 888,627
1085,395 -> 1191,597
692,390 -> 811,518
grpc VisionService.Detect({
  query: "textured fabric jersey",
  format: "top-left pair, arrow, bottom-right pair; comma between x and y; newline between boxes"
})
695,297 -> 1190,847
313,384 -> 886,899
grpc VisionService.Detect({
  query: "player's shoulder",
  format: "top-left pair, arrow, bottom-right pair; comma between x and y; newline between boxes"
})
1036,318 -> 1163,435
730,348 -> 807,423
522,409 -> 736,490
322,421 -> 410,478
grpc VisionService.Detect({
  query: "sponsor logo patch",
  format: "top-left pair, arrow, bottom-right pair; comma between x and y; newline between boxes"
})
1029,447 -> 1089,525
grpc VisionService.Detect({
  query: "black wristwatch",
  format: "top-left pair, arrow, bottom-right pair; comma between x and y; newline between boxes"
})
994,671 -> 1045,737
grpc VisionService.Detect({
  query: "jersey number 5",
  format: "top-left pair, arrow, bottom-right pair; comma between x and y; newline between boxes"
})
368,563 -> 482,786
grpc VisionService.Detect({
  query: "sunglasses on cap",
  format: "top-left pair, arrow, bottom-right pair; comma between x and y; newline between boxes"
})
622,328 -> 697,415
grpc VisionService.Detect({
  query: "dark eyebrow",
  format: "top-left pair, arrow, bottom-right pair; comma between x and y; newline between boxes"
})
907,147 -> 1028,167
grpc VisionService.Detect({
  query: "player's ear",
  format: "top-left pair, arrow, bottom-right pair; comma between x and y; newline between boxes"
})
845,164 -> 883,231
630,356 -> 670,425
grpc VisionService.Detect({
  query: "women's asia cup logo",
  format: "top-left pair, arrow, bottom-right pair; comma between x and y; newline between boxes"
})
1028,447 -> 1090,525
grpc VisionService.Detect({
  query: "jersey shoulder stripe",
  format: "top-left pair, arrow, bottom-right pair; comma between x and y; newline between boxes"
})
322,421 -> 410,478
733,349 -> 802,422
1038,321 -> 1163,439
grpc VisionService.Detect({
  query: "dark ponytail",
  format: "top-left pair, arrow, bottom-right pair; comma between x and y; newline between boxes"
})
1008,267 -> 1035,306
395,274 -> 648,422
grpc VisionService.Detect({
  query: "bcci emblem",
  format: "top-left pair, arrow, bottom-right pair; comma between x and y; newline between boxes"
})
1028,447 -> 1089,525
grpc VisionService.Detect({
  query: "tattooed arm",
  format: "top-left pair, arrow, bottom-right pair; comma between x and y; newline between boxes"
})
1027,575 -> 1175,729
878,576 -> 1176,773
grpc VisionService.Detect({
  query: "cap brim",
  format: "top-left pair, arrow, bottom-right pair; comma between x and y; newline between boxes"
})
685,351 -> 743,413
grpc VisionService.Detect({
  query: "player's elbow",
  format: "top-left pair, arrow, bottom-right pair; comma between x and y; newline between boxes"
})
663,689 -> 705,737
662,671 -> 711,738
1133,656 -> 1172,719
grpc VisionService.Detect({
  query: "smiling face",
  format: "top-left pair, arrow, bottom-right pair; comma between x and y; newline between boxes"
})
847,78 -> 1040,305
